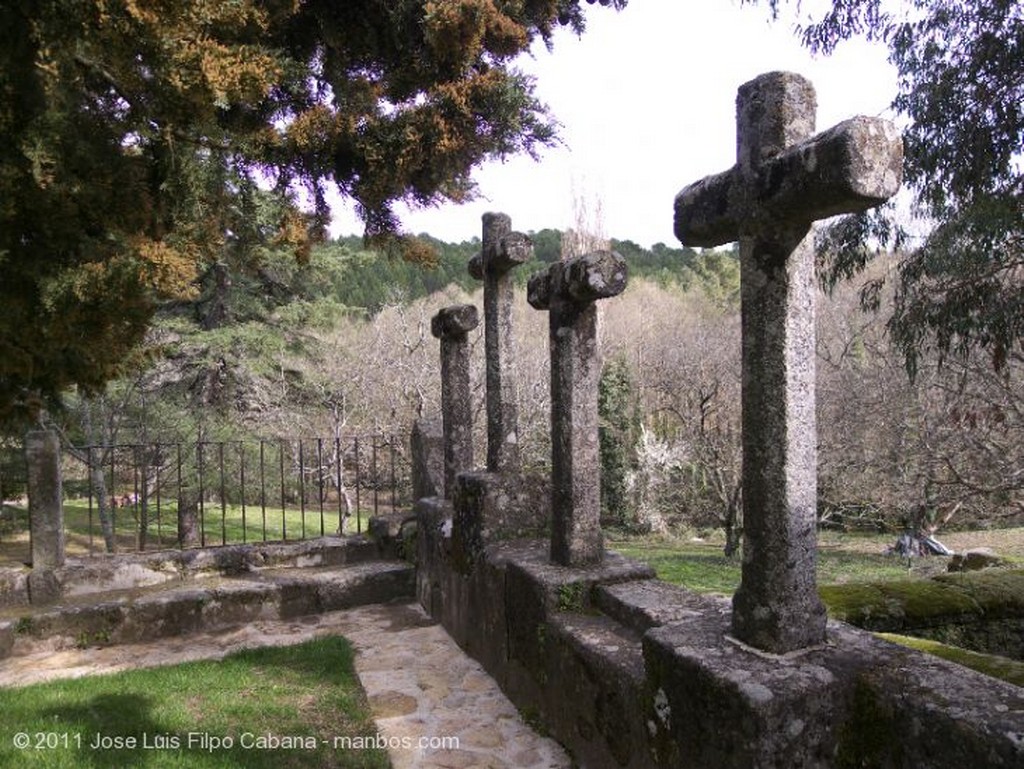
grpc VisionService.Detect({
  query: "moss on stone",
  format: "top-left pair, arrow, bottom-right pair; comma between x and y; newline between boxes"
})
820,571 -> 1024,629
932,569 -> 1024,618
876,580 -> 979,624
818,583 -> 895,627
877,632 -> 1024,688
556,582 -> 588,613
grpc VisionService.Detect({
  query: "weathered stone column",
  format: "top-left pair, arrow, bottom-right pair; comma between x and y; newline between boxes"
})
431,304 -> 480,499
469,213 -> 533,474
674,71 -> 902,652
410,418 -> 444,501
25,429 -> 64,570
528,251 -> 628,566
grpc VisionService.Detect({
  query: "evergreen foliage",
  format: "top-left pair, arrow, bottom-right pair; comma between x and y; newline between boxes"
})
761,0 -> 1023,375
0,0 -> 627,425
598,354 -> 641,528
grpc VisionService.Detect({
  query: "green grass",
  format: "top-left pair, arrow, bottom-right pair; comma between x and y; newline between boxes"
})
607,532 -> 917,595
2,500 -> 386,564
0,637 -> 390,769
608,540 -> 742,595
62,499 -> 362,551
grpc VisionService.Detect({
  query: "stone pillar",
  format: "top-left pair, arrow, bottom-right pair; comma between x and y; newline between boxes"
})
528,251 -> 628,566
673,71 -> 902,652
469,213 -> 533,474
410,418 -> 444,501
25,429 -> 64,570
431,304 -> 480,498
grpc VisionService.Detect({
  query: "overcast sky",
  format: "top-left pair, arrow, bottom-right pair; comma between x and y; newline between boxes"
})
328,0 -> 899,248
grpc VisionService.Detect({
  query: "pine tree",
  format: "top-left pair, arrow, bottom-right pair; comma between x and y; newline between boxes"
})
0,0 -> 627,426
598,354 -> 641,527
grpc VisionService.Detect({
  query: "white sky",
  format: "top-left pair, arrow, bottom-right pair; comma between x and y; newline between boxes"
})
328,0 -> 899,248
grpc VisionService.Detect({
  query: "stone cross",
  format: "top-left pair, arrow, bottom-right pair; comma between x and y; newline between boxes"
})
431,304 -> 480,499
528,251 -> 628,567
674,71 -> 902,653
469,213 -> 533,474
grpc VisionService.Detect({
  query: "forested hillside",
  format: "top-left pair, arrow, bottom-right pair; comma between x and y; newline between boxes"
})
9,227 -> 1016,550
325,232 -> 738,312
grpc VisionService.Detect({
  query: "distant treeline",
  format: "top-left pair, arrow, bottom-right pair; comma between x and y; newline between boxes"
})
327,231 -> 739,312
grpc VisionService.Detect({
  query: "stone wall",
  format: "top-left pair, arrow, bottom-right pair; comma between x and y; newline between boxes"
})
416,527 -> 1024,768
0,537 -> 384,609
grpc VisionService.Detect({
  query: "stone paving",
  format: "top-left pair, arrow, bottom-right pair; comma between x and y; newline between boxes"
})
0,601 -> 570,769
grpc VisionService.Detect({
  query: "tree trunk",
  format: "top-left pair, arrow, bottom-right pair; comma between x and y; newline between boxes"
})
90,464 -> 116,553
722,497 -> 742,558
177,488 -> 200,548
137,479 -> 148,551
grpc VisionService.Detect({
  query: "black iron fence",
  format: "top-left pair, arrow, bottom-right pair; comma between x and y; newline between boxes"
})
0,443 -> 28,556
60,435 -> 411,555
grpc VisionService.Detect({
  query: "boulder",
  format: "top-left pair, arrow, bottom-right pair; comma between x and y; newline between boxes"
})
948,548 -> 1005,572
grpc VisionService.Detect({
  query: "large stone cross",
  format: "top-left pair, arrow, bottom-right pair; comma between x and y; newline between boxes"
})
674,71 -> 902,653
469,213 -> 533,474
528,251 -> 628,566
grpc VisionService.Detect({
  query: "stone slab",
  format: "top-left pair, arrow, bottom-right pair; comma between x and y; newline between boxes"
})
451,471 -> 549,573
644,614 -> 1024,768
0,568 -> 29,608
504,542 -> 654,691
1,560 -> 414,659
415,496 -> 453,617
595,578 -> 730,634
0,536 -> 381,609
505,543 -> 657,608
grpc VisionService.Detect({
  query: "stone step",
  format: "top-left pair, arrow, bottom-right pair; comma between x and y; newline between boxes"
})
594,578 -> 730,635
0,535 -> 384,609
0,560 -> 414,660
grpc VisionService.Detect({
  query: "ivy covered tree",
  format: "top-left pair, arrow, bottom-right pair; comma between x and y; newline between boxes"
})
760,0 -> 1022,376
0,0 -> 626,426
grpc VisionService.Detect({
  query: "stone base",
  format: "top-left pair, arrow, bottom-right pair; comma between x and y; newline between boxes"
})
646,615 -> 1024,768
420,536 -> 1024,768
1,561 -> 414,659
26,570 -> 61,605
451,471 -> 550,572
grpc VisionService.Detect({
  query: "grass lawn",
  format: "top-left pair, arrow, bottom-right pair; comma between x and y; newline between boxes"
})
608,528 -> 1024,595
1,499 -> 391,565
0,637 -> 390,769
608,532 -> 916,595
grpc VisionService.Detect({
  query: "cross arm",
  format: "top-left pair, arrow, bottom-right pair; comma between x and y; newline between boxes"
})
468,231 -> 534,279
675,116 -> 903,248
673,168 -> 739,249
527,251 -> 628,310
759,116 -> 903,225
431,304 -> 479,339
